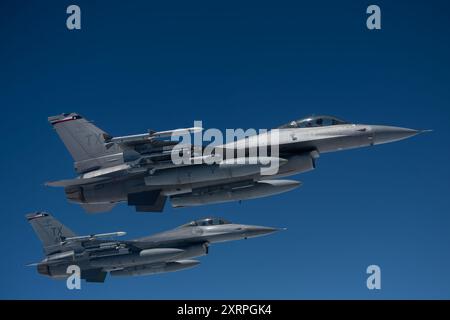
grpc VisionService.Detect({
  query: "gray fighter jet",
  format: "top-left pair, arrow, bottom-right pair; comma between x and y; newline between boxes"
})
27,212 -> 279,282
46,113 -> 427,213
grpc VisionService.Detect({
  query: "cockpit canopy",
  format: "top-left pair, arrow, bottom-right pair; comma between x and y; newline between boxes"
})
179,217 -> 231,228
278,115 -> 349,129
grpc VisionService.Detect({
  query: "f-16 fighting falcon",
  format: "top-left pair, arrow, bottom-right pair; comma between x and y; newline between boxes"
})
26,212 -> 280,282
46,113 -> 427,213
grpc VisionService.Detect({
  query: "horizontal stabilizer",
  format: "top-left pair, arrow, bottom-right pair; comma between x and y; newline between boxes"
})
26,262 -> 40,267
29,252 -> 76,266
46,177 -> 110,187
45,250 -> 75,262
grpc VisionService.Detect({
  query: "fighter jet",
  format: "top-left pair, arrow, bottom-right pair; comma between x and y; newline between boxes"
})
26,212 -> 279,282
46,113 -> 427,213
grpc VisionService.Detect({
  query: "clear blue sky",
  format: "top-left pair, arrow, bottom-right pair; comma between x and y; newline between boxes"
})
1,0 -> 449,299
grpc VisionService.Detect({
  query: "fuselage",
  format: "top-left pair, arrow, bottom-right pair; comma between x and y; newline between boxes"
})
65,123 -> 421,207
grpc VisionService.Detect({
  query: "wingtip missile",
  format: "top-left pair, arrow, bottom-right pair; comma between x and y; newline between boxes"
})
106,126 -> 204,146
64,231 -> 127,242
149,126 -> 203,139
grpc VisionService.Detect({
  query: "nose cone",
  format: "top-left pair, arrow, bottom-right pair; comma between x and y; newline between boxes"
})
371,125 -> 424,145
243,226 -> 283,238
